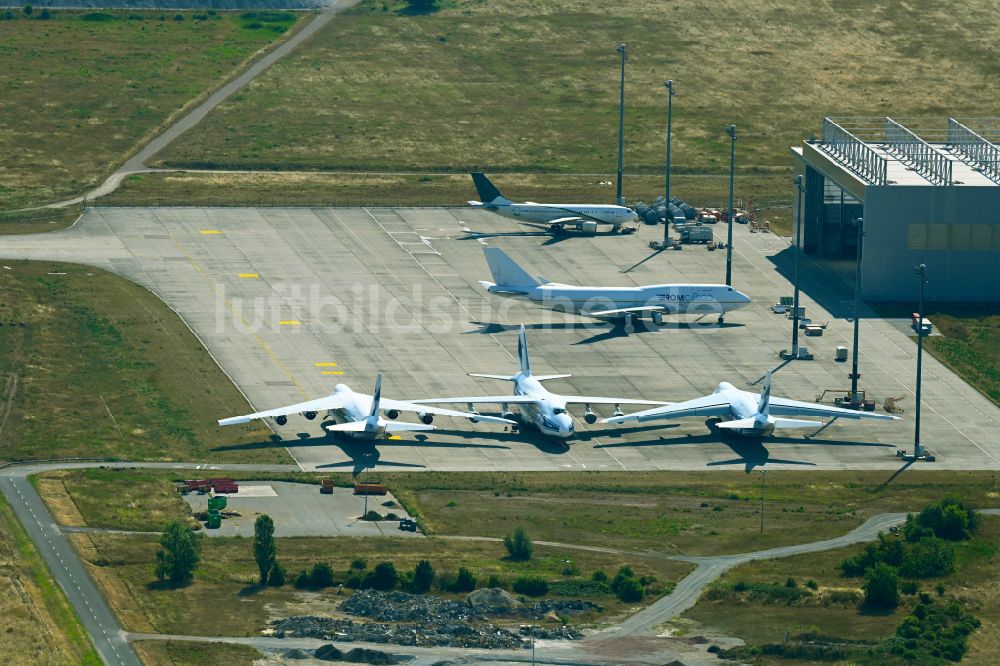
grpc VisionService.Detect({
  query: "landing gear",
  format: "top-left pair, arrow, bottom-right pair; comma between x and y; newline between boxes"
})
717,315 -> 725,325
549,224 -> 565,233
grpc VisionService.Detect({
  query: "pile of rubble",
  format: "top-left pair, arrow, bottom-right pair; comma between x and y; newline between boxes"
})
271,589 -> 596,650
313,644 -> 397,664
271,615 -> 526,650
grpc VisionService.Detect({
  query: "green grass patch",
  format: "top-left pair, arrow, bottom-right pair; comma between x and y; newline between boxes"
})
923,309 -> 1000,407
133,641 -> 262,666
74,532 -> 691,635
158,0 -> 1000,181
0,493 -> 101,665
0,9 -> 306,210
0,261 -> 285,463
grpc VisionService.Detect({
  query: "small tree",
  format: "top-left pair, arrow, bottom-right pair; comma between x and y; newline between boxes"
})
863,562 -> 900,610
616,577 -> 645,602
253,514 -> 277,585
369,562 -> 398,591
310,562 -> 334,588
404,0 -> 438,11
452,567 -> 477,593
504,527 -> 533,561
23,3 -> 33,16
155,521 -> 201,584
410,560 -> 434,594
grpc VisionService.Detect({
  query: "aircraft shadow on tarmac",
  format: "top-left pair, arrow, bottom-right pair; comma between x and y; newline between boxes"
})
594,419 -> 895,472
467,319 -> 742,344
457,225 -> 631,247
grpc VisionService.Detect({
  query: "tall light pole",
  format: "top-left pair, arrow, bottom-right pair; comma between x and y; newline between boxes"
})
662,80 -> 675,247
850,218 -> 865,406
791,175 -> 805,358
615,43 -> 627,206
724,124 -> 737,286
913,264 -> 928,459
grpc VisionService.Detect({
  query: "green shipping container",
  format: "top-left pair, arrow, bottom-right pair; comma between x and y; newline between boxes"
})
208,495 -> 227,511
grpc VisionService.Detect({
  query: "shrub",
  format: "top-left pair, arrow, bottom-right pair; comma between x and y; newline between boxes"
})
901,537 -> 955,578
410,560 -> 434,594
268,561 -> 286,587
451,567 -> 477,593
173,13 -> 184,21
504,527 -> 533,561
512,576 -> 548,597
82,12 -> 116,21
549,580 -> 611,597
900,580 -> 919,595
486,574 -> 504,589
863,562 -> 900,610
805,579 -> 819,591
310,563 -> 334,589
907,499 -> 978,541
785,577 -> 797,588
368,562 -> 397,591
293,569 -> 310,589
350,558 -> 367,571
616,577 -> 645,602
591,570 -> 608,582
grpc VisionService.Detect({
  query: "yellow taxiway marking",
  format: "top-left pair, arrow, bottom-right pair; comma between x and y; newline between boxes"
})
315,362 -> 337,367
279,320 -> 301,326
199,230 -> 222,235
239,273 -> 259,278
387,435 -> 402,440
321,371 -> 344,376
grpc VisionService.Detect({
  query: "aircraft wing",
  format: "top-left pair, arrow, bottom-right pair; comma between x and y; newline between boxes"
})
602,395 -> 731,424
583,305 -> 668,318
380,397 -> 516,425
219,395 -> 345,426
411,395 -> 538,408
543,206 -> 612,225
559,396 -> 671,407
768,396 -> 901,421
546,215 -> 587,226
384,421 -> 436,433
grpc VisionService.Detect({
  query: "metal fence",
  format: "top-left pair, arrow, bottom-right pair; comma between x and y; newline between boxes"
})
820,117 -> 887,185
947,118 -> 1000,184
884,117 -> 953,185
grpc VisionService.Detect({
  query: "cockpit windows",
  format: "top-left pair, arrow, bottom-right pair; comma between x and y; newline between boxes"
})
553,408 -> 567,415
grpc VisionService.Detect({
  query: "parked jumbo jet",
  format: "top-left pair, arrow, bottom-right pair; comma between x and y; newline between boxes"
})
480,246 -> 751,325
468,172 -> 639,234
413,325 -> 667,439
603,372 -> 899,438
218,374 -> 513,440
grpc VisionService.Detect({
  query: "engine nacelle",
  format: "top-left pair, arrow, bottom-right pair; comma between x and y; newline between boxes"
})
304,411 -> 317,420
501,411 -> 516,421
584,410 -> 598,424
274,414 -> 288,426
386,409 -> 400,420
467,411 -> 481,424
613,404 -> 624,418
652,311 -> 664,326
419,412 -> 434,425
580,220 -> 599,235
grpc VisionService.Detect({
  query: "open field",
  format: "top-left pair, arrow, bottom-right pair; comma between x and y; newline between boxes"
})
681,515 -> 1000,663
0,261 -> 286,464
133,641 -> 262,666
70,531 -> 692,636
157,0 -> 1000,178
924,309 -> 1000,407
102,171 -> 795,232
37,468 -> 1000,557
0,492 -> 100,665
0,9 -> 303,211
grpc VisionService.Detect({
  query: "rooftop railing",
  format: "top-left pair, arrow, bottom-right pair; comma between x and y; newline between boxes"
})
820,117 -> 887,185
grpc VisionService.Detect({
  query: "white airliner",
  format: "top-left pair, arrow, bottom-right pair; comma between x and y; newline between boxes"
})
468,172 -> 639,233
412,325 -> 667,439
603,372 -> 899,437
480,246 -> 752,325
218,374 -> 513,440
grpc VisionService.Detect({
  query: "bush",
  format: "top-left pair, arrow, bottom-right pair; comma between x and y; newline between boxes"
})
452,567 -> 476,593
504,527 -> 533,561
906,499 -> 978,542
351,559 -> 367,571
486,574 -> 503,590
82,12 -> 116,21
268,561 -> 286,587
805,579 -> 819,591
616,577 -> 645,602
901,537 -> 955,578
591,570 -> 608,582
785,577 -> 797,588
863,562 -> 900,610
409,560 -> 434,594
512,576 -> 548,597
173,13 -> 184,21
549,580 -> 611,597
310,563 -> 335,589
367,562 -> 397,591
900,580 -> 919,595
293,569 -> 310,589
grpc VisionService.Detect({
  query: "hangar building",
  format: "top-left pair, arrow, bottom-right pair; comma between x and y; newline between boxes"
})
791,117 -> 1000,302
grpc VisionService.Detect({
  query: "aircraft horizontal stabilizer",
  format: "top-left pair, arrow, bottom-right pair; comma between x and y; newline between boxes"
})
469,373 -> 517,381
715,418 -> 759,430
384,421 -> 435,433
772,418 -> 824,429
325,422 -> 369,433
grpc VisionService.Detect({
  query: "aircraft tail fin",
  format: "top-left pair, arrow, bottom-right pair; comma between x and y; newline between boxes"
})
757,371 -> 772,415
483,247 -> 540,289
471,172 -> 511,205
517,324 -> 531,377
369,373 -> 382,418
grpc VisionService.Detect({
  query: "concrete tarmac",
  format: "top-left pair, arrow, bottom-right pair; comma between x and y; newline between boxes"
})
1,207 -> 997,472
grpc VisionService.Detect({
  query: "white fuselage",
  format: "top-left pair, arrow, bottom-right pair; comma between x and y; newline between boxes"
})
510,374 -> 575,439
486,283 -> 752,317
713,382 -> 773,437
485,202 -> 638,228
326,384 -> 394,440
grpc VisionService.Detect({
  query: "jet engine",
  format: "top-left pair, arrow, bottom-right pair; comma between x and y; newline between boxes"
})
304,411 -> 317,420
419,412 -> 434,425
386,409 -> 400,420
274,415 -> 288,426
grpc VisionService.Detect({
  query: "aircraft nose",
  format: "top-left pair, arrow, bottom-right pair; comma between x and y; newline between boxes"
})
558,414 -> 574,437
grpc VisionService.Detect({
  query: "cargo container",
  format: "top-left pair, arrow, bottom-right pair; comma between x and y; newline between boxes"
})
208,495 -> 228,511
354,483 -> 387,496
